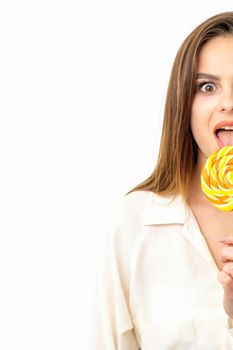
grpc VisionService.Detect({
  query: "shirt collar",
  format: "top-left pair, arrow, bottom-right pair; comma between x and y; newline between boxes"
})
142,191 -> 190,225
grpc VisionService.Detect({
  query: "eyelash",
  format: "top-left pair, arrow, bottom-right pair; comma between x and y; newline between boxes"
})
196,80 -> 217,93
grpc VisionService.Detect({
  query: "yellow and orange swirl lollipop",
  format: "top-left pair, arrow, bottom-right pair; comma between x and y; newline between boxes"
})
201,145 -> 233,211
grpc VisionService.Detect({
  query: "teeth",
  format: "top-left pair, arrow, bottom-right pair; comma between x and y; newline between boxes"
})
219,126 -> 233,130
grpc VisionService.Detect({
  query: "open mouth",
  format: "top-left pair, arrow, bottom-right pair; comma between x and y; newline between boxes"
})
215,127 -> 233,147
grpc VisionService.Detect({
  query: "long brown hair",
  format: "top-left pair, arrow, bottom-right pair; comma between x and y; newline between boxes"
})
126,11 -> 233,205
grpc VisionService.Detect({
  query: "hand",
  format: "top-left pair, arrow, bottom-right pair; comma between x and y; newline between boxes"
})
217,235 -> 233,319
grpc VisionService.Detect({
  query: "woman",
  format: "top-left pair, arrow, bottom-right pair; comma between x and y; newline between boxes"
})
92,12 -> 233,349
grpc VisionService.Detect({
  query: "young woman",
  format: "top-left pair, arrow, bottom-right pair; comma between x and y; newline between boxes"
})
92,12 -> 233,349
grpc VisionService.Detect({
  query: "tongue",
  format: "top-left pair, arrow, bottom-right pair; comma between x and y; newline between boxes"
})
217,130 -> 233,146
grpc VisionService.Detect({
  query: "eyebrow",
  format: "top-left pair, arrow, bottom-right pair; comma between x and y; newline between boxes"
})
196,73 -> 220,80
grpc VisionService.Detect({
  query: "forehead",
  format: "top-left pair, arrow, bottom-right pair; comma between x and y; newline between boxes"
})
197,36 -> 233,74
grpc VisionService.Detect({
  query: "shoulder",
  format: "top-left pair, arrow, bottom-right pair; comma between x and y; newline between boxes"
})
103,191 -> 152,246
117,190 -> 186,227
105,190 -> 182,245
115,190 -> 176,227
116,190 -> 154,226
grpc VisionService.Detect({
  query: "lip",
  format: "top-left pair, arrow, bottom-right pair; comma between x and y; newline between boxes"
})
214,120 -> 233,149
214,120 -> 233,133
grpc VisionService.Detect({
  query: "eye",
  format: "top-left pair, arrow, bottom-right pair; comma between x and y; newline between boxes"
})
196,81 -> 217,93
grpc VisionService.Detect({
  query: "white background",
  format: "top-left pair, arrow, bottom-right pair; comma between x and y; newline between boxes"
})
0,1 -> 232,349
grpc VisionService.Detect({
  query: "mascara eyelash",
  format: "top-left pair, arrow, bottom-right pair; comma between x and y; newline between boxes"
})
196,80 -> 216,91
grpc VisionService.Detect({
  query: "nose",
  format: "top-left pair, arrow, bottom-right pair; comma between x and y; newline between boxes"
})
218,89 -> 233,113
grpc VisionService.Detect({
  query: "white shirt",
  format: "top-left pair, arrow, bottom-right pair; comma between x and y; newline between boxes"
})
91,190 -> 233,349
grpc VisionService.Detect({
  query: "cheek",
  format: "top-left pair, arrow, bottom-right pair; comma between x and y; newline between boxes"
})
192,96 -> 205,116
191,95 -> 216,116
190,97 -> 208,143
190,117 -> 201,143
190,96 -> 212,131
190,99 -> 201,134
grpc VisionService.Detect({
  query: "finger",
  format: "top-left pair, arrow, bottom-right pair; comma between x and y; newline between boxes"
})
219,254 -> 230,263
223,262 -> 233,277
220,246 -> 233,261
217,270 -> 233,287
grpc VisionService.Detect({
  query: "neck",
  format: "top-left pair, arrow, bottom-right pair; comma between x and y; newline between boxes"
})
187,151 -> 212,207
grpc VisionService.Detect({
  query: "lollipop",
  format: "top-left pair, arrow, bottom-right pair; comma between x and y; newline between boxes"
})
201,145 -> 233,211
